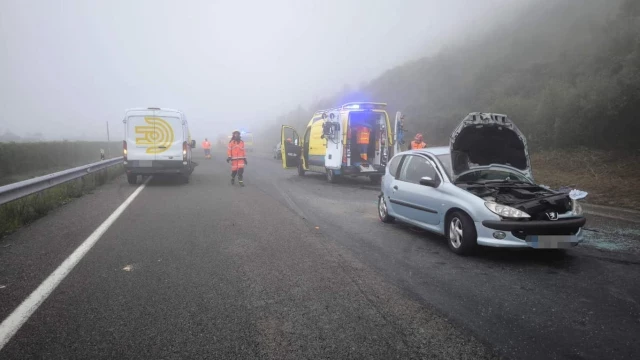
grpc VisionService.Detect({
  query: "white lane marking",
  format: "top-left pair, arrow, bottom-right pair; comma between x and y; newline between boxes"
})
0,178 -> 150,350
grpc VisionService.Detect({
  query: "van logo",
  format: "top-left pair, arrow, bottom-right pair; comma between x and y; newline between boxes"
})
546,212 -> 558,220
135,117 -> 175,154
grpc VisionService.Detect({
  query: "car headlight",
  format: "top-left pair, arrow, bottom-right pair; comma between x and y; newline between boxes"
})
485,202 -> 531,219
571,199 -> 584,216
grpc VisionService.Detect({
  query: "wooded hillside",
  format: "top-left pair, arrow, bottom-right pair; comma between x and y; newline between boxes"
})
262,0 -> 639,151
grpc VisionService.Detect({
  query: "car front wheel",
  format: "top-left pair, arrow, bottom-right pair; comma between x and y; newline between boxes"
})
447,211 -> 477,255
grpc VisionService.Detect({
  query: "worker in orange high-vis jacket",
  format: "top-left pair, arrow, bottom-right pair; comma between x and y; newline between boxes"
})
227,130 -> 247,186
409,133 -> 427,150
354,124 -> 372,163
202,138 -> 212,159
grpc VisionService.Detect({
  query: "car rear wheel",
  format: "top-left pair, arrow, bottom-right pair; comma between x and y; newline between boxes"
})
446,211 -> 477,255
127,174 -> 137,185
378,195 -> 395,223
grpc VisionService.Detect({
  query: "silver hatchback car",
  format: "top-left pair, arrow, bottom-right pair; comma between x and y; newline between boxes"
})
378,112 -> 587,255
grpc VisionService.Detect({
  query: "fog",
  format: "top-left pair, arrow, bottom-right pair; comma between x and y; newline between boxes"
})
0,0 -> 522,142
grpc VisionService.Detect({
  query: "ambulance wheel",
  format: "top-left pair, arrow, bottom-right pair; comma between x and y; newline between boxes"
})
370,175 -> 382,184
326,169 -> 338,183
298,163 -> 305,176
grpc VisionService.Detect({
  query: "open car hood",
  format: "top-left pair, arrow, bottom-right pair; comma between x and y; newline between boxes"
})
449,112 -> 532,181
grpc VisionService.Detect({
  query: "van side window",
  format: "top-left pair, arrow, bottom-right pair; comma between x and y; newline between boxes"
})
398,156 -> 437,184
388,156 -> 402,178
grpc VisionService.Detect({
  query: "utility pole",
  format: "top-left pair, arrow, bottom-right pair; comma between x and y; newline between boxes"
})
106,121 -> 110,158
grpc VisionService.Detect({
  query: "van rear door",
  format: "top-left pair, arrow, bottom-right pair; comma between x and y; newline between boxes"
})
126,111 -> 156,163
153,110 -> 184,162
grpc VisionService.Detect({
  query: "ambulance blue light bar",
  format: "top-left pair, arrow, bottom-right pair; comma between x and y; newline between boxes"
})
341,102 -> 387,110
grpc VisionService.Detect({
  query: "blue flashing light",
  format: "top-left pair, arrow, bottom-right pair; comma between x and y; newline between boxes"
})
342,102 -> 387,111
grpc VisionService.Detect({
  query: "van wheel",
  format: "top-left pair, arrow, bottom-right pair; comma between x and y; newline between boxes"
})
182,175 -> 190,184
127,174 -> 137,185
446,211 -> 478,255
378,195 -> 395,223
326,169 -> 338,183
370,175 -> 382,184
298,163 -> 306,176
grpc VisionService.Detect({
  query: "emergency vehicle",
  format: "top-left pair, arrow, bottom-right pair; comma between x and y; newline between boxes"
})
225,130 -> 253,151
280,102 -> 397,183
243,132 -> 255,152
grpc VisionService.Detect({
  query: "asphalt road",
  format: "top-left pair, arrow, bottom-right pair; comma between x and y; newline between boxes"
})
0,149 -> 638,359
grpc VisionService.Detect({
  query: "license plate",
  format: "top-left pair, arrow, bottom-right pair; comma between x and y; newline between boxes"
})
138,160 -> 153,167
526,235 -> 575,249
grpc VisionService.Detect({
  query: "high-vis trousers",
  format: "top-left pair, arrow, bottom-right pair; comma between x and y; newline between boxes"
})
359,144 -> 368,161
231,160 -> 245,180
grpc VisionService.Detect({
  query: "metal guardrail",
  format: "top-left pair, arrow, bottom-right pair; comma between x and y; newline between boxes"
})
0,158 -> 123,206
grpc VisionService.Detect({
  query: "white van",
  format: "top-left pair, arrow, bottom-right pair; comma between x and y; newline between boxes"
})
122,107 -> 196,184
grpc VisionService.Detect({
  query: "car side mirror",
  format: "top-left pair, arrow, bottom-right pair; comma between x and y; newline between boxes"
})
419,176 -> 438,187
191,140 -> 196,148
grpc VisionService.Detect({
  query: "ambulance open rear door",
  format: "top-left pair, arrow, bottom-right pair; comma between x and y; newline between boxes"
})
393,111 -> 406,156
321,111 -> 342,171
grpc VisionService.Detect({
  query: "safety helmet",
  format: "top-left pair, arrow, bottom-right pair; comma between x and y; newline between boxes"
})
415,133 -> 423,141
232,129 -> 241,135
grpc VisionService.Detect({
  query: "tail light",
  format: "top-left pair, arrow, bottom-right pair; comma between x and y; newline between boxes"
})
182,141 -> 188,160
342,147 -> 347,164
123,140 -> 128,161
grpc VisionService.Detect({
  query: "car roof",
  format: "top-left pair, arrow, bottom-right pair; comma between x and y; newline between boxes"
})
398,146 -> 450,157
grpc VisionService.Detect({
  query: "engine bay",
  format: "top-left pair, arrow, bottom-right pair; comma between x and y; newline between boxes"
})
458,183 -> 572,219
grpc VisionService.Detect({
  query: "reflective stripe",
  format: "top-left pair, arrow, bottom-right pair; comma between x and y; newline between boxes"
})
357,128 -> 370,144
227,140 -> 246,159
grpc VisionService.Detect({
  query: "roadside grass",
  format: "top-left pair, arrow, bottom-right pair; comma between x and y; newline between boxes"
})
532,148 -> 640,211
0,164 -> 124,238
0,141 -> 122,186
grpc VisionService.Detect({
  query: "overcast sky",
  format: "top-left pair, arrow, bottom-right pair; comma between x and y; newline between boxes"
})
0,0 -> 522,141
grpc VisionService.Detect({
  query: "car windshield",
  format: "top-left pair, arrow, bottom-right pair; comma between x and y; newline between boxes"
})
455,169 -> 531,183
435,154 -> 453,178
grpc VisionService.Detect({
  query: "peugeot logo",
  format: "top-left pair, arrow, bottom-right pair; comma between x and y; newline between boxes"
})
546,212 -> 558,220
